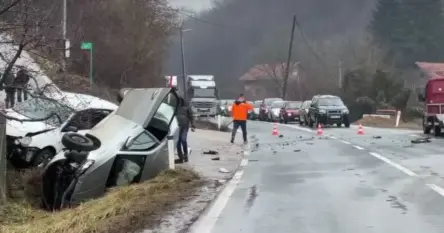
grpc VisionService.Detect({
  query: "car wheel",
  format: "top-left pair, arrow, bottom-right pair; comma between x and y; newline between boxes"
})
62,133 -> 95,151
32,148 -> 55,167
308,116 -> 314,128
344,120 -> 350,128
423,118 -> 431,134
336,123 -> 342,127
434,126 -> 441,136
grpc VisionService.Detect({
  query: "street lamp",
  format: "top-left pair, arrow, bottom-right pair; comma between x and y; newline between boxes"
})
180,27 -> 191,100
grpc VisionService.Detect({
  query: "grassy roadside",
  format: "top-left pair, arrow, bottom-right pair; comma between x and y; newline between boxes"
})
0,168 -> 203,233
354,116 -> 421,130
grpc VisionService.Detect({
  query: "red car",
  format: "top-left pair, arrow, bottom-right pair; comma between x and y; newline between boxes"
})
279,101 -> 303,124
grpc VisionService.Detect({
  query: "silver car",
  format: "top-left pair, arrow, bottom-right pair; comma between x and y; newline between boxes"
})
41,88 -> 179,210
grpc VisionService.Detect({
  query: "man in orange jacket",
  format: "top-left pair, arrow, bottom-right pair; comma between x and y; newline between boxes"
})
231,94 -> 253,144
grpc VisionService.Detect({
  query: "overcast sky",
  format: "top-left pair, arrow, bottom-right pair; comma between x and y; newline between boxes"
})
168,0 -> 213,11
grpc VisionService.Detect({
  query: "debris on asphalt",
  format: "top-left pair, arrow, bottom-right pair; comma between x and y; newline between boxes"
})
273,151 -> 277,154
410,137 -> 431,144
219,168 -> 230,173
278,134 -> 283,138
203,150 -> 219,155
211,157 -> 220,161
306,142 -> 314,145
249,159 -> 259,162
293,149 -> 301,152
373,136 -> 382,139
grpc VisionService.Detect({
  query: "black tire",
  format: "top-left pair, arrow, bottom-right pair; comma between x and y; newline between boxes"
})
299,118 -> 304,125
344,121 -> 350,128
336,123 -> 342,127
423,118 -> 431,134
434,126 -> 441,136
32,148 -> 55,167
62,133 -> 95,151
284,120 -> 288,124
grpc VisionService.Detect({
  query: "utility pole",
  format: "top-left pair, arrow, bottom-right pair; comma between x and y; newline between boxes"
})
338,60 -> 343,88
180,24 -> 187,101
62,0 -> 69,72
282,15 -> 297,100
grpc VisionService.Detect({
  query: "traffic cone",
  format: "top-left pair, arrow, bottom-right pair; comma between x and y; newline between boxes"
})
316,124 -> 323,136
357,124 -> 364,135
272,123 -> 279,136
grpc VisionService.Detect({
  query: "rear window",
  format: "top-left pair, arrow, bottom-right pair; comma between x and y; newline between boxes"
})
271,101 -> 286,108
287,102 -> 302,108
265,98 -> 283,106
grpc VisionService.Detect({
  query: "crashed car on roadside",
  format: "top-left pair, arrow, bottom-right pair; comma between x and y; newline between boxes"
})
41,88 -> 179,210
6,92 -> 117,168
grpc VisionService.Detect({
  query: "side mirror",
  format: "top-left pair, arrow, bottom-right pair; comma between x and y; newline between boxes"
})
64,125 -> 78,132
418,93 -> 425,102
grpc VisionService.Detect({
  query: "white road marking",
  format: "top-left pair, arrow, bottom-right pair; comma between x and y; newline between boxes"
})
280,124 -> 313,132
189,143 -> 250,233
427,184 -> 444,197
340,140 -> 351,144
353,145 -> 364,150
240,158 -> 248,166
369,152 -> 418,177
330,136 -> 337,139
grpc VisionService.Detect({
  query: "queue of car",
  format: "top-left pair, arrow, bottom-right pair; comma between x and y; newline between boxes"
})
249,94 -> 350,128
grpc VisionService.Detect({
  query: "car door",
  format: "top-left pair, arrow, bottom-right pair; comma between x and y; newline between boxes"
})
114,89 -> 179,181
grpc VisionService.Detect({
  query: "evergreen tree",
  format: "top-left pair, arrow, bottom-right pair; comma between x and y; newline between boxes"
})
369,0 -> 444,68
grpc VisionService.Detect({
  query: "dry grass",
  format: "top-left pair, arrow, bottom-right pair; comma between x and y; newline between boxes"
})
355,116 -> 421,129
0,168 -> 203,233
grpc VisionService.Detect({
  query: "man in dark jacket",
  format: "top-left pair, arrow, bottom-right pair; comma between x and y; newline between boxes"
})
15,68 -> 30,102
176,96 -> 195,163
0,71 -> 16,108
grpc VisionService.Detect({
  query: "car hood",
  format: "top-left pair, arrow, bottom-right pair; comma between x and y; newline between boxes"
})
271,108 -> 280,114
5,109 -> 56,137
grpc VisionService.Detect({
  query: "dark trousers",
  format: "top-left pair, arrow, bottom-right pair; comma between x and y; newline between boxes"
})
16,88 -> 28,102
5,88 -> 15,108
231,120 -> 247,142
176,125 -> 189,160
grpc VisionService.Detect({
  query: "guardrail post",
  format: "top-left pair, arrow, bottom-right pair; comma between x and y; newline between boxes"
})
167,135 -> 175,169
0,114 -> 7,203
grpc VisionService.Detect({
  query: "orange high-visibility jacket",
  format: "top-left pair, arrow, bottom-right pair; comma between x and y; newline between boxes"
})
231,101 -> 253,121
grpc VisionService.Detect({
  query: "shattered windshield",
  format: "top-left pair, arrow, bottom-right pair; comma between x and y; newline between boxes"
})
318,98 -> 344,106
12,98 -> 74,126
193,88 -> 215,98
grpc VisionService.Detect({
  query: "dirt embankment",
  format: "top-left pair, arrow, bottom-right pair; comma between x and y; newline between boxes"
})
1,168 -> 203,233
354,116 -> 421,129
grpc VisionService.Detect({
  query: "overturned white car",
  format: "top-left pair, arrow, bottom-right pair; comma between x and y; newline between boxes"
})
6,92 -> 117,167
42,88 -> 179,210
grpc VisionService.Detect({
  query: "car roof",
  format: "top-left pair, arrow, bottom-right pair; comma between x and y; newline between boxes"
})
56,92 -> 118,110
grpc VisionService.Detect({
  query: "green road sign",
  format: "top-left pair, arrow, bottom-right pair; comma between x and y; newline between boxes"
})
81,42 -> 92,50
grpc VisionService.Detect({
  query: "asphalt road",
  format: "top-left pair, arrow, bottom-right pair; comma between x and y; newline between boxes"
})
190,121 -> 444,233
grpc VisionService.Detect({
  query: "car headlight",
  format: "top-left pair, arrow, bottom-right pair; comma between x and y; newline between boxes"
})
342,109 -> 349,114
18,136 -> 32,146
287,113 -> 292,116
319,109 -> 326,114
75,159 -> 95,177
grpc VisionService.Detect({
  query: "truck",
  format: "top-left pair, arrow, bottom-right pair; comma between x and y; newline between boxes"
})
416,62 -> 444,136
165,75 -> 219,117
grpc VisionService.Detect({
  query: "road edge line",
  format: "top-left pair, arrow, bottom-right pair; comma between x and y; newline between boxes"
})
188,145 -> 250,233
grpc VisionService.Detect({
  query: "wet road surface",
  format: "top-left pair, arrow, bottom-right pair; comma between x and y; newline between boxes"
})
191,121 -> 444,233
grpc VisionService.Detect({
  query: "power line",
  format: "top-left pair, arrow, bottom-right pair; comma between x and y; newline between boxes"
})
293,15 -> 325,67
